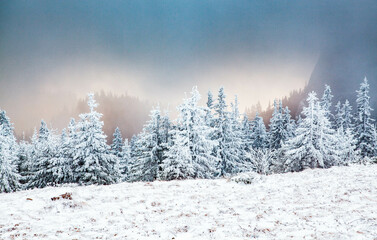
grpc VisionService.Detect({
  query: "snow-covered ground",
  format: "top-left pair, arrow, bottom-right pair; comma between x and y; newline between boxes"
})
1,165 -> 377,240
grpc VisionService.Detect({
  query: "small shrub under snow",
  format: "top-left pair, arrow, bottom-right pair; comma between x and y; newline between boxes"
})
230,171 -> 263,184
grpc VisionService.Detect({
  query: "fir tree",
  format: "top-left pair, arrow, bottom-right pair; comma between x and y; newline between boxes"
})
336,126 -> 360,165
320,85 -> 334,118
161,87 -> 219,180
342,100 -> 354,130
251,112 -> 267,149
282,106 -> 295,140
120,138 -> 132,181
73,94 -> 120,185
0,125 -> 20,193
354,77 -> 375,157
128,106 -> 162,182
17,135 -> 32,187
268,100 -> 284,149
213,87 -> 249,176
282,92 -> 339,172
241,113 -> 253,151
28,122 -> 60,188
111,127 -> 123,158
48,129 -> 72,185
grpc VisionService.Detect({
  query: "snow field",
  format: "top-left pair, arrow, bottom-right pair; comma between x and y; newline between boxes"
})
0,164 -> 376,239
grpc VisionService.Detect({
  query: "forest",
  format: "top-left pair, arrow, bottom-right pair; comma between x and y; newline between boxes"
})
0,77 -> 375,193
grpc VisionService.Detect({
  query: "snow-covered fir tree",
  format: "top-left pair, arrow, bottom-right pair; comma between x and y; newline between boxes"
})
111,127 -> 123,158
241,113 -> 253,151
335,100 -> 354,132
334,101 -> 343,130
268,100 -> 285,149
28,121 -> 60,188
342,100 -> 354,131
251,112 -> 267,149
320,84 -> 334,120
282,92 -> 339,172
0,125 -> 20,193
128,106 -> 162,182
336,126 -> 360,165
212,87 -> 249,176
161,87 -> 219,180
120,138 -> 132,181
160,130 -> 192,180
17,135 -> 32,187
354,77 -> 376,157
47,128 -> 73,185
282,106 -> 295,140
73,94 -> 120,185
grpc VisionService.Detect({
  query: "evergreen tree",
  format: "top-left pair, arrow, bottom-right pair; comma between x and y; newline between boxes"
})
251,112 -> 267,149
161,130 -> 192,180
73,94 -> 120,185
120,138 -> 132,181
241,113 -> 253,151
336,126 -> 360,165
282,92 -> 339,172
161,87 -> 220,180
17,135 -> 32,187
128,106 -> 162,182
342,100 -> 354,130
28,122 -> 60,188
268,100 -> 285,149
334,101 -> 343,130
207,91 -> 214,109
213,87 -> 249,176
111,127 -> 123,157
0,125 -> 20,192
354,77 -> 375,157
320,85 -> 334,118
48,129 -> 72,185
282,106 -> 295,140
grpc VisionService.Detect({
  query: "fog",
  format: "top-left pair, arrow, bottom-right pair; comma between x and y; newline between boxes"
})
0,0 -> 376,137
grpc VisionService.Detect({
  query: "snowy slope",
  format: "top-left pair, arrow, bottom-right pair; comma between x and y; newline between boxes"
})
1,165 -> 377,240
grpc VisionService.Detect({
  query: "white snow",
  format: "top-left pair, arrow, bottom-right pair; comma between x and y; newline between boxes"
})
1,164 -> 377,239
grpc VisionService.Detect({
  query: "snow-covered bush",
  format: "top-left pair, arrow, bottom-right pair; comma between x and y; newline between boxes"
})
230,171 -> 263,184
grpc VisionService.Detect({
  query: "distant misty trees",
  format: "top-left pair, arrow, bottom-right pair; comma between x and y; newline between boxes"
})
0,77 -> 376,192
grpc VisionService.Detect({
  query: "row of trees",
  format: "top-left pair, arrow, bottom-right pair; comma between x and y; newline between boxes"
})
0,78 -> 376,192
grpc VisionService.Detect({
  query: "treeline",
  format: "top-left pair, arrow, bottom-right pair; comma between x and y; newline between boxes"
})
0,78 -> 376,193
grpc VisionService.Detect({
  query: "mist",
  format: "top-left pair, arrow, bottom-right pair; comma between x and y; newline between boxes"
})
0,0 -> 376,137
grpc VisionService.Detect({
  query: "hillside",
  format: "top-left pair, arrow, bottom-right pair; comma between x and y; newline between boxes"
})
1,165 -> 377,239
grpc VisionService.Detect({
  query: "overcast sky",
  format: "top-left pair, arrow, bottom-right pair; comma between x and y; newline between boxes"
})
0,0 -> 376,133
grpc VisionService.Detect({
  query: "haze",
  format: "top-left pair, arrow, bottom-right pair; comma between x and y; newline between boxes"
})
0,0 -> 376,137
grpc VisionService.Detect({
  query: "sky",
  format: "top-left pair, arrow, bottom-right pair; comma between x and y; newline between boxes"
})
0,0 -> 376,135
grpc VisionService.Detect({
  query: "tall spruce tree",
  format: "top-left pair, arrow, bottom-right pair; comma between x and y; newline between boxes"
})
128,106 -> 162,182
241,113 -> 253,151
120,138 -> 132,181
282,92 -> 339,172
28,121 -> 60,188
268,100 -> 285,149
213,87 -> 248,176
251,112 -> 267,149
354,77 -> 376,157
48,129 -> 72,185
111,127 -> 123,158
336,126 -> 360,165
0,125 -> 20,192
320,85 -> 334,119
73,94 -> 120,185
161,87 -> 219,180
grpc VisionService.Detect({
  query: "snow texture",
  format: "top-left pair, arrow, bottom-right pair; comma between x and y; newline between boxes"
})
1,164 -> 376,239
